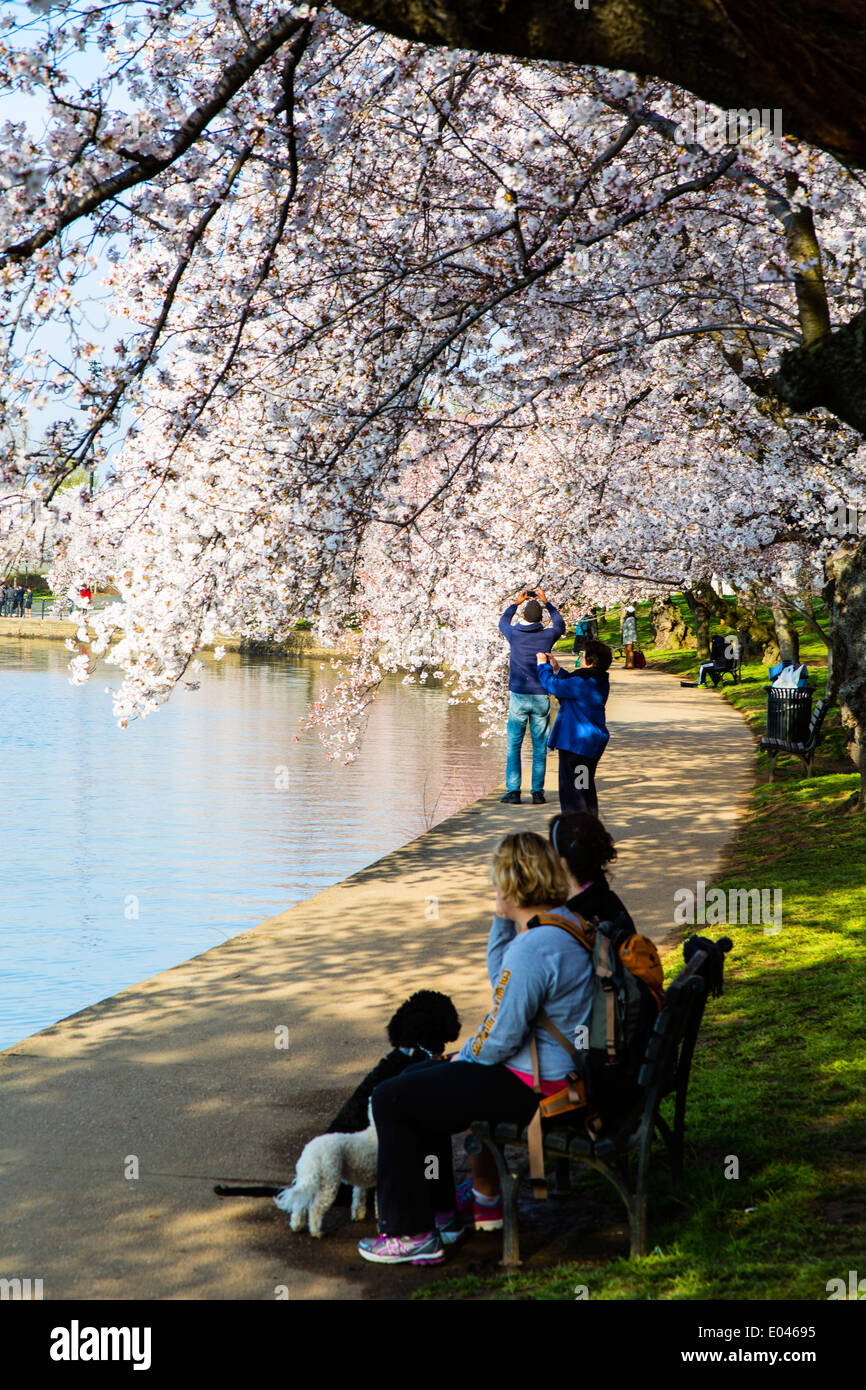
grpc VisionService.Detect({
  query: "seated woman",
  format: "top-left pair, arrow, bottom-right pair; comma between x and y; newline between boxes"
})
461,812 -> 635,1224
358,831 -> 593,1266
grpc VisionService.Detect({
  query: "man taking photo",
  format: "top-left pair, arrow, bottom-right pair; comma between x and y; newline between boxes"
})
498,586 -> 565,805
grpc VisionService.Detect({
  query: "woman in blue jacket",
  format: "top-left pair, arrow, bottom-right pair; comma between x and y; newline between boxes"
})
536,639 -> 612,817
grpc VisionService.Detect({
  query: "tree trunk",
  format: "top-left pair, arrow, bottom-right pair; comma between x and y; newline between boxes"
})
650,594 -> 696,650
332,1 -> 866,169
824,540 -> 866,809
735,609 -> 779,665
683,587 -> 711,659
770,601 -> 800,664
692,580 -> 778,662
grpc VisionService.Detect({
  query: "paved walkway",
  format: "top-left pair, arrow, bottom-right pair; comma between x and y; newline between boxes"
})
0,667 -> 754,1299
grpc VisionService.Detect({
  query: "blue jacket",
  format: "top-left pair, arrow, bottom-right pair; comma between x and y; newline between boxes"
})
457,910 -> 594,1080
499,604 -> 566,694
537,663 -> 610,759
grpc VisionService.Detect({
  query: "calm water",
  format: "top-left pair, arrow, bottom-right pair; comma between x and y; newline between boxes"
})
0,639 -> 503,1050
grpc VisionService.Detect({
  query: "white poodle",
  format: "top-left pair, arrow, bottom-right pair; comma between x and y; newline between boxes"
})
273,1106 -> 378,1237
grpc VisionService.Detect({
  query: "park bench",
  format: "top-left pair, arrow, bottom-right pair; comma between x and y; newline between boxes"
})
701,633 -> 742,686
465,941 -> 729,1266
760,695 -> 830,781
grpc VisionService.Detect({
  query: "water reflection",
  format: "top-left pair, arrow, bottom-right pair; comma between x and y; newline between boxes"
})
0,639 -> 503,1049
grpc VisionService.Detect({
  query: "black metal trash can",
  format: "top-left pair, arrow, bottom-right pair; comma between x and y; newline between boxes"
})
766,687 -> 812,742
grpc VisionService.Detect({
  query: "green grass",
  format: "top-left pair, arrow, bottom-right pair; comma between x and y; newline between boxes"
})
422,599 -> 865,1301
423,777 -> 866,1301
559,595 -> 850,778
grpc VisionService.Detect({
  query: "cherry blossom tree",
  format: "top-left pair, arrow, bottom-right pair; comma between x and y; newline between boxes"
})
1,3 -> 865,801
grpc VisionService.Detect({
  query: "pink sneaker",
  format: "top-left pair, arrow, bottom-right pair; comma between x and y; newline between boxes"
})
358,1231 -> 444,1265
455,1178 -> 503,1231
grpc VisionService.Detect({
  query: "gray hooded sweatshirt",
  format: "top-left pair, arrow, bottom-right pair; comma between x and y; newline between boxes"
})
457,909 -> 594,1079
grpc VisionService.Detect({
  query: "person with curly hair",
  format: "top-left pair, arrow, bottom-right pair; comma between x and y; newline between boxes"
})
548,811 -> 634,934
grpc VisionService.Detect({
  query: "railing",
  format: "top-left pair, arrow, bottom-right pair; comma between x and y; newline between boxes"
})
0,596 -> 120,620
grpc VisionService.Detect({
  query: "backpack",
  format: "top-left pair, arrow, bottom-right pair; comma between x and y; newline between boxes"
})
633,649 -> 647,669
523,910 -> 663,1186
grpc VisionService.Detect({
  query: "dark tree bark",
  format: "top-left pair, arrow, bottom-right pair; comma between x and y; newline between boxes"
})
765,310 -> 866,436
823,540 -> 866,809
689,581 -> 778,661
683,587 -> 712,659
650,594 -> 696,650
332,1 -> 866,169
770,601 -> 800,664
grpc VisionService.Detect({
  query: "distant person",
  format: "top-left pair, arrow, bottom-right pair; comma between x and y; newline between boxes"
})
14,583 -> 25,617
536,638 -> 612,817
499,586 -> 565,805
24,588 -> 33,617
572,611 -> 596,664
0,582 -> 7,616
621,605 -> 637,668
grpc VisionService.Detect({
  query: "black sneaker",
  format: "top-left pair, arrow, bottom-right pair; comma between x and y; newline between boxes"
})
499,790 -> 521,804
532,791 -> 546,804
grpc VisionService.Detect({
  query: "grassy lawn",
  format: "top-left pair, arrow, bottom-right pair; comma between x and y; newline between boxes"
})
423,599 -> 865,1300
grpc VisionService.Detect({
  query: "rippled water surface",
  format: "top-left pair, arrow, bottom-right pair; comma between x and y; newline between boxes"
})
0,639 -> 503,1050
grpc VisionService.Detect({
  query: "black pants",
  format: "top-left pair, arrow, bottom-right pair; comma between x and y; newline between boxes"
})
371,1059 -> 539,1234
558,749 -> 599,816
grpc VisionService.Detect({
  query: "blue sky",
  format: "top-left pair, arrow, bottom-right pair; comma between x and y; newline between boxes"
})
4,3 -> 142,466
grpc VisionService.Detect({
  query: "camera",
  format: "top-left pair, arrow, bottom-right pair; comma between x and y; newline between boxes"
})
523,587 -> 536,598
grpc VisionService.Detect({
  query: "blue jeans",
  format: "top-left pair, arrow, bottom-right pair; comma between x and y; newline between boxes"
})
505,692 -> 550,793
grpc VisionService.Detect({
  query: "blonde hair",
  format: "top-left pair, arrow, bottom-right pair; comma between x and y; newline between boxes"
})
491,832 -> 569,909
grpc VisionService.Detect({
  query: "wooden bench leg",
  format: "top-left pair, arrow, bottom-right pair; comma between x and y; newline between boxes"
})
553,1157 -> 571,1195
654,1112 -> 683,1189
500,1164 -> 522,1268
466,1126 -> 523,1267
631,1131 -> 652,1258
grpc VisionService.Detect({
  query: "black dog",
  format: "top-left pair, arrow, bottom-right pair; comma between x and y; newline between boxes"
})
215,989 -> 460,1198
326,989 -> 461,1133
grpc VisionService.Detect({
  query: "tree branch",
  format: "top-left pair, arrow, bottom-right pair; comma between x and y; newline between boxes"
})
1,8 -> 310,266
